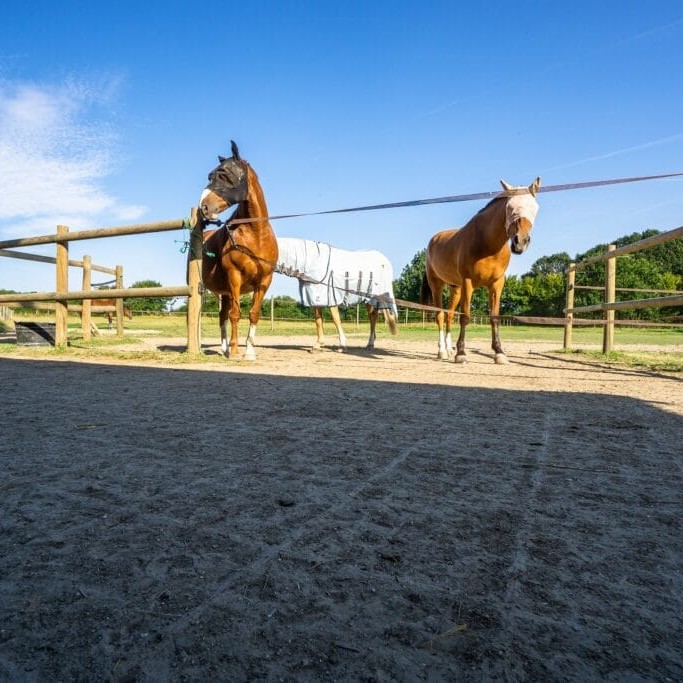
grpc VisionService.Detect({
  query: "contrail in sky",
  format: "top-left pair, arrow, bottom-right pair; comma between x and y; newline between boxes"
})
543,133 -> 683,173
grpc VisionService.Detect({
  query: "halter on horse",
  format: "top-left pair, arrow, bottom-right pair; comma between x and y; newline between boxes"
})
422,177 -> 541,364
275,237 -> 398,351
199,141 -> 278,359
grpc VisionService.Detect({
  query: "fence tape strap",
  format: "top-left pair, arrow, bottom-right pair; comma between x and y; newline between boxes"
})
227,171 -> 683,225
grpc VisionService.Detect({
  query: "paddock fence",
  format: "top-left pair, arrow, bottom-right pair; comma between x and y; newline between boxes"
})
563,225 -> 683,352
0,247 -> 127,339
0,211 -> 204,352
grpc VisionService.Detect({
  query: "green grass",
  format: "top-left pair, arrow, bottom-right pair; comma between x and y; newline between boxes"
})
3,313 -> 681,371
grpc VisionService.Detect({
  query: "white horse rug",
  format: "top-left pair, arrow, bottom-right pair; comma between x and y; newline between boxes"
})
276,237 -> 397,314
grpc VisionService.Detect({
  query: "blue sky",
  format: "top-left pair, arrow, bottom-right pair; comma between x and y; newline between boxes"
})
1,1 -> 682,301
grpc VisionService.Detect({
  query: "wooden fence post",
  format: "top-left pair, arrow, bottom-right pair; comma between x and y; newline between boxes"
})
186,208 -> 203,354
603,244 -> 616,353
115,265 -> 124,337
82,255 -> 92,341
564,264 -> 575,350
55,225 -> 69,348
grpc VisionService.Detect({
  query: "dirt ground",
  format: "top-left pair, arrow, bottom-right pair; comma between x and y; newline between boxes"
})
1,332 -> 681,681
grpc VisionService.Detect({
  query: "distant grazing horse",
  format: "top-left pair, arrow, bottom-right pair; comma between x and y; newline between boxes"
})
276,237 -> 398,351
421,177 -> 541,364
90,298 -> 133,330
198,141 -> 278,359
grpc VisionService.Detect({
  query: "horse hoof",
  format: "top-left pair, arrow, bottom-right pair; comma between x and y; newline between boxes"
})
454,355 -> 467,364
494,353 -> 509,365
437,351 -> 449,360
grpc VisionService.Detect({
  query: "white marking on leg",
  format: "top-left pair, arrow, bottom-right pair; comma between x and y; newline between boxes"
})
438,330 -> 448,359
244,323 -> 257,359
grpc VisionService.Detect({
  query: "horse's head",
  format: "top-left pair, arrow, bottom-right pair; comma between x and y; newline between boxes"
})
199,140 -> 249,220
500,177 -> 541,254
123,305 -> 133,320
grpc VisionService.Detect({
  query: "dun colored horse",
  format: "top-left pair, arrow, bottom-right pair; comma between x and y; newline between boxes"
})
198,141 -> 278,359
90,298 -> 133,329
275,237 -> 398,351
421,177 -> 541,364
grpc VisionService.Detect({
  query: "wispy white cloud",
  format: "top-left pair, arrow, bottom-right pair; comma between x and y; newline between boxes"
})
0,76 -> 146,238
542,133 -> 683,173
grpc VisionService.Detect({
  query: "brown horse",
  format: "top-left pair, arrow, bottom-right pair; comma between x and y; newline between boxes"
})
90,298 -> 133,329
198,141 -> 278,359
421,177 -> 541,364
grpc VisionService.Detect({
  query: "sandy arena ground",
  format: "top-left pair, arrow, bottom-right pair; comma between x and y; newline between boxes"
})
1,333 -> 681,681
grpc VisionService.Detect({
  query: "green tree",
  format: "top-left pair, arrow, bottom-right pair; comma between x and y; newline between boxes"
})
394,249 -> 426,302
527,252 -> 571,276
126,280 -> 168,313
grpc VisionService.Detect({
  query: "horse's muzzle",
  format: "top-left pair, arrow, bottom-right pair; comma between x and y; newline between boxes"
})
511,235 -> 530,254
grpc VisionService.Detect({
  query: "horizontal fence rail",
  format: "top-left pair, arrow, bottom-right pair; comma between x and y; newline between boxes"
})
0,215 -> 203,351
563,224 -> 683,352
0,219 -> 186,249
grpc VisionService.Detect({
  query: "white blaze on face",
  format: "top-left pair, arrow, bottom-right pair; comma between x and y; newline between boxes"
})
199,188 -> 215,218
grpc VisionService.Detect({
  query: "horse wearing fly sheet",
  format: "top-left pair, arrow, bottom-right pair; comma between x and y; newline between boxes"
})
275,237 -> 398,351
198,141 -> 278,360
421,177 -> 541,364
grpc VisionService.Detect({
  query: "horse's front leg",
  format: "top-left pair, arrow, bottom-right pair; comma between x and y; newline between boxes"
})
454,280 -> 472,364
489,277 -> 508,364
329,306 -> 346,351
243,278 -> 272,360
366,304 -> 378,350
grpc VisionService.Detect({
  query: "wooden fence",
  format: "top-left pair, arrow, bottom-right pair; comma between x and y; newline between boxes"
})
0,247 -> 124,340
564,225 -> 683,352
0,211 -> 203,351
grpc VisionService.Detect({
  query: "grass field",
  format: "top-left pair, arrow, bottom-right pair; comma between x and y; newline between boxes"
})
2,312 -> 682,371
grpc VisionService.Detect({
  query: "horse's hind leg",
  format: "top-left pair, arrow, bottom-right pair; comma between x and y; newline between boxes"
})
312,307 -> 325,351
366,304 -> 377,349
445,285 -> 461,359
219,296 -> 231,357
454,280 -> 472,364
430,282 -> 450,360
329,306 -> 347,351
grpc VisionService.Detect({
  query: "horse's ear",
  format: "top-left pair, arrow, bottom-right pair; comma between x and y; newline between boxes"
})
218,155 -> 227,163
528,176 -> 542,197
231,140 -> 241,160
500,180 -> 513,194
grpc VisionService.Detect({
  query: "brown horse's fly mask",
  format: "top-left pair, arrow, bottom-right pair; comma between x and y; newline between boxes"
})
199,140 -> 249,221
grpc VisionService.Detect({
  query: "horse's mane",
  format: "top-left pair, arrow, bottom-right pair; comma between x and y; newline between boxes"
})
476,196 -> 505,215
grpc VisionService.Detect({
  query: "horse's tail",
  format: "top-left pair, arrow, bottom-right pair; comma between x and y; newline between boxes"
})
382,308 -> 398,335
420,274 -> 433,306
